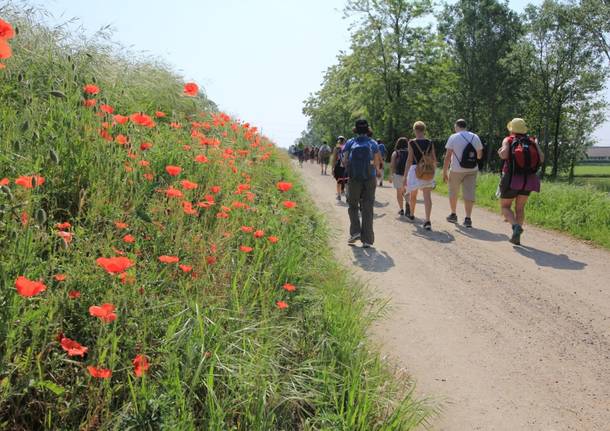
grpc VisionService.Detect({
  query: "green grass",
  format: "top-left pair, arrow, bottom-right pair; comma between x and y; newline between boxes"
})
0,7 -> 432,431
435,172 -> 610,250
573,164 -> 610,177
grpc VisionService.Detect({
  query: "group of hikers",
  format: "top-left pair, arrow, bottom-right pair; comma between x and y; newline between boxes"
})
301,117 -> 544,248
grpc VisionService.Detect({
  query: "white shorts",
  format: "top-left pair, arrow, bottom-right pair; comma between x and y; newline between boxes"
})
392,174 -> 405,189
406,164 -> 435,193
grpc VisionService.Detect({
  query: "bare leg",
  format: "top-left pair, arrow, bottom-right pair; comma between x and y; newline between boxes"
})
423,188 -> 432,222
449,195 -> 458,214
515,195 -> 529,226
396,188 -> 404,211
464,200 -> 475,218
501,198 -> 516,225
409,190 -> 418,217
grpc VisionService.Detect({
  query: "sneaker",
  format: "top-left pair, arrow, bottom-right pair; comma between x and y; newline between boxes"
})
446,213 -> 458,224
464,217 -> 473,228
348,234 -> 360,245
510,224 -> 523,245
406,214 -> 415,221
398,209 -> 405,216
423,221 -> 432,231
336,194 -> 341,201
362,242 -> 372,248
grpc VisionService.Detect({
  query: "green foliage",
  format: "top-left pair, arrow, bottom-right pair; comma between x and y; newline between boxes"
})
0,5 -> 432,430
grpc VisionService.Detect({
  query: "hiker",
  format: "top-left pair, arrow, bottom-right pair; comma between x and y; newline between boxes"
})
318,140 -> 332,175
442,119 -> 483,228
296,146 -> 305,167
403,121 -> 437,230
332,136 -> 348,201
343,119 -> 382,248
313,146 -> 320,165
390,137 -> 410,216
498,118 -> 544,245
377,139 -> 387,187
303,146 -> 310,163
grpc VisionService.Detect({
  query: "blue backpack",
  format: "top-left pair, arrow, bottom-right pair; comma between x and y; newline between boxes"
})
347,138 -> 374,181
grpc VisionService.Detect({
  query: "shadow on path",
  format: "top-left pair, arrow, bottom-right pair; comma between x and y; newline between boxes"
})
351,246 -> 395,273
513,245 -> 587,270
455,225 -> 509,242
412,224 -> 455,244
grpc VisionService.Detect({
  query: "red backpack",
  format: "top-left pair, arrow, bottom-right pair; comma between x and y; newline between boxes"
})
509,135 -> 540,175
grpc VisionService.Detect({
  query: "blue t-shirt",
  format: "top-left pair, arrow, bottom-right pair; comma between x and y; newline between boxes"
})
378,143 -> 387,159
343,136 -> 380,178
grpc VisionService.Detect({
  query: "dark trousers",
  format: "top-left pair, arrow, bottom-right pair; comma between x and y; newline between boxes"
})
347,177 -> 377,244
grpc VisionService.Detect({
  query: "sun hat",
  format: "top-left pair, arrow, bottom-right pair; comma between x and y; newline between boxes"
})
507,118 -> 527,135
337,135 -> 345,141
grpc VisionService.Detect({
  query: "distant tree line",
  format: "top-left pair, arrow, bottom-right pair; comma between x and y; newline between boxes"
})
301,0 -> 609,177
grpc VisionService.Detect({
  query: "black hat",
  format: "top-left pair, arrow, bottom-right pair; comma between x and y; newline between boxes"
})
354,119 -> 369,134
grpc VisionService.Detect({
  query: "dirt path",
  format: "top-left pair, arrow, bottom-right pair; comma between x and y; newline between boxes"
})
297,161 -> 610,431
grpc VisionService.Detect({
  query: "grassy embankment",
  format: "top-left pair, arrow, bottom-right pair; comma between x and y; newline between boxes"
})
0,8 -> 431,431
434,171 -> 610,250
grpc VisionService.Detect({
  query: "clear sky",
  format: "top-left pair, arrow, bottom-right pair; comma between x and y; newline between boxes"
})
44,0 -> 609,147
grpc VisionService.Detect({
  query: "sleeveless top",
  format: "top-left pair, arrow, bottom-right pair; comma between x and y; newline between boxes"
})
395,150 -> 408,175
410,139 -> 432,165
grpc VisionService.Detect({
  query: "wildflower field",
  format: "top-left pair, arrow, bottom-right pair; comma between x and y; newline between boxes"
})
0,7 -> 430,431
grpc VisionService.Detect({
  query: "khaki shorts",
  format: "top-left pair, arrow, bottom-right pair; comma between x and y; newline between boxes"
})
449,170 -> 478,202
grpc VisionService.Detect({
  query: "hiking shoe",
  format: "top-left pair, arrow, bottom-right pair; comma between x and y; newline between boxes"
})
509,224 -> 523,245
423,221 -> 432,231
336,194 -> 341,201
464,217 -> 473,228
362,242 -> 372,249
446,213 -> 458,224
406,214 -> 415,221
398,209 -> 405,216
348,234 -> 361,245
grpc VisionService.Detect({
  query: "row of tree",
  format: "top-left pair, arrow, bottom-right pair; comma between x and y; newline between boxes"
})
301,0 -> 609,177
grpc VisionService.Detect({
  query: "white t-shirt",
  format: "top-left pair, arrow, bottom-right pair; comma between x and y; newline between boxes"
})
445,131 -> 483,172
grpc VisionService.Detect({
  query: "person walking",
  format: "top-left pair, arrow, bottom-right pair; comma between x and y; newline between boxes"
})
343,119 -> 382,248
377,139 -> 387,187
442,119 -> 483,228
403,121 -> 437,230
318,140 -> 332,175
498,118 -> 544,245
390,137 -> 410,216
331,136 -> 348,201
296,146 -> 305,167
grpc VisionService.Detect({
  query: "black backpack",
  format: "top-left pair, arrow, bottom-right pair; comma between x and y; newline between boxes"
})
456,133 -> 478,169
395,150 -> 408,176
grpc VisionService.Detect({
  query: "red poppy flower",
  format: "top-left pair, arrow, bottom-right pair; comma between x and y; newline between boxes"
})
143,173 -> 154,181
123,234 -> 135,244
60,337 -> 88,357
210,186 -> 221,194
114,221 -> 129,229
159,255 -> 180,264
155,111 -> 166,118
216,212 -> 229,219
138,160 -> 150,167
206,256 -> 217,265
53,274 -> 66,282
164,186 -> 184,199
169,122 -> 182,129
165,165 -> 181,176
96,256 -> 135,274
130,112 -> 155,128
194,154 -> 208,163
240,245 -> 253,253
83,99 -> 97,108
113,114 -> 129,124
0,19 -> 15,39
15,175 -> 45,189
276,301 -> 288,310
56,222 -> 72,230
183,82 -> 199,97
0,39 -> 11,61
89,303 -> 117,323
276,182 -> 293,192
241,226 -> 253,233
182,201 -> 198,215
115,134 -> 128,145
179,264 -> 193,273
133,354 -> 149,377
100,104 -> 114,114
0,177 -> 9,186
268,235 -> 279,244
181,180 -> 198,190
68,290 -> 81,299
83,84 -> 100,95
15,276 -> 46,297
87,366 -> 112,379
283,201 -> 297,209
57,230 -> 73,245
253,230 -> 265,238
140,142 -> 152,151
282,283 -> 296,292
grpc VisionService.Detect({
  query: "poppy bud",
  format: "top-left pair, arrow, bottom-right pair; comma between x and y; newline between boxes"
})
35,208 -> 47,226
49,149 -> 60,164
